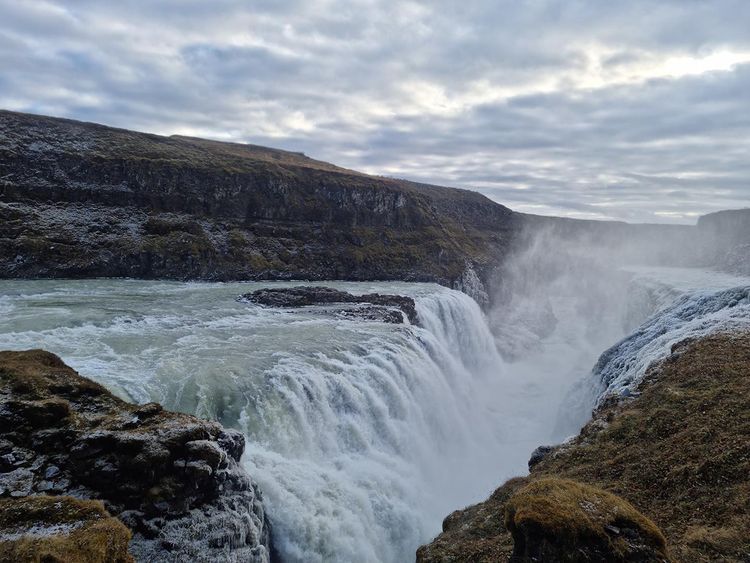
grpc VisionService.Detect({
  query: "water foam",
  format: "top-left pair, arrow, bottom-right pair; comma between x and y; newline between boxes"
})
592,284 -> 750,401
0,271 -> 745,561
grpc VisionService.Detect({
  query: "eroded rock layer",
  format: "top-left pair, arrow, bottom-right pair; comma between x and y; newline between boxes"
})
242,285 -> 418,323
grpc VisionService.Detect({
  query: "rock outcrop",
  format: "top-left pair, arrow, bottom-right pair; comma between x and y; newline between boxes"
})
418,332 -> 750,562
242,285 -> 418,324
0,350 -> 271,562
505,478 -> 669,562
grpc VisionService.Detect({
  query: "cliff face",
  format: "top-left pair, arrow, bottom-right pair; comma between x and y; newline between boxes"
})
0,110 -> 515,293
0,350 -> 271,562
697,209 -> 750,275
417,332 -> 750,562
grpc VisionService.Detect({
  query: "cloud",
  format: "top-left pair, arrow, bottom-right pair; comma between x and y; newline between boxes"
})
0,0 -> 748,223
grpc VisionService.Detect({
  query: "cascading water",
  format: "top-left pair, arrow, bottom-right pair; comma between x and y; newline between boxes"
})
0,280 -> 572,562
0,266 -> 747,562
591,280 -> 750,401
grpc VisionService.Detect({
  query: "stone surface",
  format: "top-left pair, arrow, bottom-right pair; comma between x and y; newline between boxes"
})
242,285 -> 419,324
505,478 -> 669,562
0,349 -> 271,562
527,444 -> 555,470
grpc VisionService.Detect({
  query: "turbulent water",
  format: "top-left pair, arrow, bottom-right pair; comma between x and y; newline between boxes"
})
0,267 -> 747,562
592,267 -> 750,399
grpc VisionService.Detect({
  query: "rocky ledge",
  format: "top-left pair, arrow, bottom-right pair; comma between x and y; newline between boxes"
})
0,350 -> 271,562
418,332 -> 750,562
242,286 -> 419,324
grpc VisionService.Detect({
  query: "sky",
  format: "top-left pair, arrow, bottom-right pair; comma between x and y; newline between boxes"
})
1,1 -> 749,224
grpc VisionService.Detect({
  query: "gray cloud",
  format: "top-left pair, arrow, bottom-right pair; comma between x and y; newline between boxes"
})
0,0 -> 748,223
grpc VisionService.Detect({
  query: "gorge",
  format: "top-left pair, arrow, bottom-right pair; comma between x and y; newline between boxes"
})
0,111 -> 749,562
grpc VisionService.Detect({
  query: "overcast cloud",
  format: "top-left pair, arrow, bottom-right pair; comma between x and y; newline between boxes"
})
1,0 -> 748,223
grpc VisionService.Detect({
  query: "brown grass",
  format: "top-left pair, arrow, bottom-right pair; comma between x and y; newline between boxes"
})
0,496 -> 133,563
505,478 -> 668,561
418,332 -> 750,562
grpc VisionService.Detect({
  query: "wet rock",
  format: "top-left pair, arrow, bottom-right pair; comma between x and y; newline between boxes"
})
243,285 -> 419,324
336,306 -> 406,323
186,439 -> 226,468
44,464 -> 60,479
0,349 -> 271,562
217,429 -> 245,462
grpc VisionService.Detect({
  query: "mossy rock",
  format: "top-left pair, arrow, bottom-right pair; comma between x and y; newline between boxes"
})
0,495 -> 133,563
505,478 -> 670,562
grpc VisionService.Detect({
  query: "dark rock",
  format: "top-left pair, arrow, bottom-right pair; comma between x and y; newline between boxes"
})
44,465 -> 60,479
243,285 -> 419,324
133,401 -> 163,418
0,467 -> 33,497
217,429 -> 245,462
186,439 -> 226,469
336,306 -> 405,324
528,444 -> 556,470
0,349 -> 271,562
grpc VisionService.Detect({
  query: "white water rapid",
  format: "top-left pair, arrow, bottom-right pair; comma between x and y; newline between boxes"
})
0,267 -> 747,562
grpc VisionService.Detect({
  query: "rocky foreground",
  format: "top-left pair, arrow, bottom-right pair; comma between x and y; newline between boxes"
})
418,332 -> 750,562
0,350 -> 271,562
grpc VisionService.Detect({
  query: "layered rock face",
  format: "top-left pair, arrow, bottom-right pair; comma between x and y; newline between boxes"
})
418,332 -> 750,562
505,479 -> 669,562
1,110 -> 744,305
0,110 -> 514,291
242,285 -> 418,323
0,350 -> 271,562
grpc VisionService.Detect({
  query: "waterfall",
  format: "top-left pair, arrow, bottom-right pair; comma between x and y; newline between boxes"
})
0,280 -> 539,562
591,284 -> 750,402
238,288 -> 515,563
0,271 -> 745,562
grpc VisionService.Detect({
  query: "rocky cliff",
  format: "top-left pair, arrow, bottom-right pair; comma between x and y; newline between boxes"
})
696,209 -> 750,275
0,350 -> 271,562
417,332 -> 750,562
0,110 -> 516,297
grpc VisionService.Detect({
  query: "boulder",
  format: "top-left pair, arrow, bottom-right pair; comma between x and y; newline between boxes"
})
242,285 -> 419,324
505,478 -> 670,562
0,349 -> 272,562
